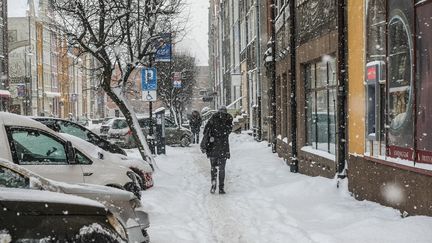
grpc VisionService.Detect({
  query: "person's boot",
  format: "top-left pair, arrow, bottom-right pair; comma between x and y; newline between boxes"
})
219,186 -> 226,194
210,180 -> 216,194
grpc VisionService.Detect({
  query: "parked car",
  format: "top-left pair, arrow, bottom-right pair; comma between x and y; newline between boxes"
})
108,117 -> 193,148
59,132 -> 154,190
77,116 -> 90,126
100,117 -> 115,139
31,117 -> 154,189
0,159 -> 150,243
0,112 -> 142,198
0,188 -> 126,242
32,116 -> 127,156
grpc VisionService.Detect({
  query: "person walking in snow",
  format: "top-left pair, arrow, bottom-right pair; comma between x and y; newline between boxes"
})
189,110 -> 202,144
200,106 -> 233,194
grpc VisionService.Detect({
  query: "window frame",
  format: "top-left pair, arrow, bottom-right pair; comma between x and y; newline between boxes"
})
305,56 -> 338,155
5,126 -> 71,165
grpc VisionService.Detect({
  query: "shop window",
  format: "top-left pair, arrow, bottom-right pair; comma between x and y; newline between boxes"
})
387,9 -> 414,160
305,56 -> 337,155
415,0 -> 432,163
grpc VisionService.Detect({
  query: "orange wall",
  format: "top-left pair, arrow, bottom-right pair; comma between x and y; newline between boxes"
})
348,0 -> 365,154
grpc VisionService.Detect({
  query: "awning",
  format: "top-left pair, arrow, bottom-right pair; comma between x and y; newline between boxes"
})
0,90 -> 11,97
44,91 -> 61,98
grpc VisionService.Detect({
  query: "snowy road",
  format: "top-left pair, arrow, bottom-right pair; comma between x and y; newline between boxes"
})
129,134 -> 432,243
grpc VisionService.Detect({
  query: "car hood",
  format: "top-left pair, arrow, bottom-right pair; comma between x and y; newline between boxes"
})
108,128 -> 129,135
0,188 -> 107,215
58,133 -> 152,172
104,152 -> 153,173
55,182 -> 135,201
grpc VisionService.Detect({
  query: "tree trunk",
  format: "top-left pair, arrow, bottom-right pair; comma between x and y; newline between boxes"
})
101,76 -> 155,169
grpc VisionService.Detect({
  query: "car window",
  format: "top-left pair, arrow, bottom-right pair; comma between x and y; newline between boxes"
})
112,119 -> 128,129
9,129 -> 68,165
76,151 -> 92,165
165,119 -> 176,128
0,166 -> 29,188
58,121 -> 89,141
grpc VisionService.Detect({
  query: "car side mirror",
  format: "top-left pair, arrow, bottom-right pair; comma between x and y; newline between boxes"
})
98,152 -> 104,160
29,177 -> 42,190
66,141 -> 77,164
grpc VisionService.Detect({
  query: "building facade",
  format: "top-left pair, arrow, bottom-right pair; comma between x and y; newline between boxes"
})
210,0 -> 432,216
347,0 -> 432,216
7,0 -> 102,119
0,0 -> 8,111
209,0 -> 270,139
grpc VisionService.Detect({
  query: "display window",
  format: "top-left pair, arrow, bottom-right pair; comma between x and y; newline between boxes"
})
387,10 -> 414,160
305,56 -> 337,155
415,0 -> 432,164
364,0 -> 432,165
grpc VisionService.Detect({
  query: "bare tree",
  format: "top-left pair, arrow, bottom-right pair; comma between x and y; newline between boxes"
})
51,0 -> 185,165
155,53 -> 197,125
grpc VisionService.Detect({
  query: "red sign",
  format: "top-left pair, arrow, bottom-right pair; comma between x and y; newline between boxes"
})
367,65 -> 377,82
417,150 -> 432,164
388,146 -> 414,161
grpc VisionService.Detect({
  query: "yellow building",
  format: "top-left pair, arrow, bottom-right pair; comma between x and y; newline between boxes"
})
347,0 -> 432,216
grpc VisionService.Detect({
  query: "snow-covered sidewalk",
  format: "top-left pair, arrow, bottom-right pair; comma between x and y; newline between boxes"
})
129,134 -> 432,243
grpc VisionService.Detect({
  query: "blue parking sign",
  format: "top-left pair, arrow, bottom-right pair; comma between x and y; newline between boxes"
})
142,68 -> 157,91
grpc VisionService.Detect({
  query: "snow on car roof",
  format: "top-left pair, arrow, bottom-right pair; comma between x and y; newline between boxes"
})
57,132 -> 104,159
0,112 -> 51,131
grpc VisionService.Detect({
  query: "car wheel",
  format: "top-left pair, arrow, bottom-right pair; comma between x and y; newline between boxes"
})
180,135 -> 191,147
106,184 -> 125,190
124,182 -> 141,199
129,167 -> 146,190
74,224 -> 123,243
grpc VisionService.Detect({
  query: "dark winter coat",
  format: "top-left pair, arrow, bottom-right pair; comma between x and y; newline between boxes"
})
200,111 -> 233,159
189,111 -> 202,133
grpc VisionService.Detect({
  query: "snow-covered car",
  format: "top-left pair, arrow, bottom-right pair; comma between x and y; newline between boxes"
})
108,117 -> 193,148
31,117 -> 154,189
0,159 -> 150,243
100,117 -> 115,139
32,116 -> 127,156
0,188 -> 126,242
0,112 -> 142,198
59,133 -> 154,190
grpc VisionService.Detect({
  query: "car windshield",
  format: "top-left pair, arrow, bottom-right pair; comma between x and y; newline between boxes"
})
57,121 -> 89,141
112,119 -> 128,129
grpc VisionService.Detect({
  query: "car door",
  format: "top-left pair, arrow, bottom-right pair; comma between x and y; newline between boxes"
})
164,118 -> 178,144
74,149 -> 97,183
6,127 -> 84,183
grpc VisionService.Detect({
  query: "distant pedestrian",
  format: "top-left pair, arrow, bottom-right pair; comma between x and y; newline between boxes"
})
189,110 -> 202,144
200,106 -> 233,194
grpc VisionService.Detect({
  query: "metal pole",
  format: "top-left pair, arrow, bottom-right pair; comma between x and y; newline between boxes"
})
256,0 -> 262,141
270,0 -> 277,153
336,0 -> 348,179
327,61 -> 331,153
289,0 -> 298,172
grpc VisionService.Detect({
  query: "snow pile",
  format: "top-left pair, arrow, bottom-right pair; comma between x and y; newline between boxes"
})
134,133 -> 432,243
0,230 -> 11,243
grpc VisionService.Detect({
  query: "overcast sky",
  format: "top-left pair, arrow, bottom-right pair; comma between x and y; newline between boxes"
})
176,0 -> 209,67
9,0 -> 209,66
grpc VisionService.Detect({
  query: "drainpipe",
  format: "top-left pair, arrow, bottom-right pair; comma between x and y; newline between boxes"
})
256,0 -> 262,141
270,0 -> 277,153
336,0 -> 348,179
289,0 -> 298,172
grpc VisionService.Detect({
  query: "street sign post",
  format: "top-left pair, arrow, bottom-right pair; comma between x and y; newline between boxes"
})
141,68 -> 157,102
